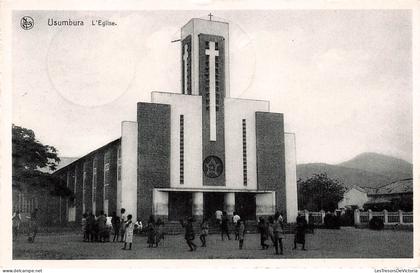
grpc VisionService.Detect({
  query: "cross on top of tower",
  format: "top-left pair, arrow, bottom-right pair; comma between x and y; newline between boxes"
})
208,13 -> 213,21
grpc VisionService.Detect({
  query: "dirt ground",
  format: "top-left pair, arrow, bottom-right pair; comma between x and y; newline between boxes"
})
12,227 -> 413,259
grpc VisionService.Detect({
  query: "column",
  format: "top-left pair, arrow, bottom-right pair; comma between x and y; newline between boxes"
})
383,210 -> 388,224
256,192 -> 275,218
399,210 -> 404,224
368,209 -> 373,220
224,192 -> 235,216
354,209 -> 360,226
192,192 -> 204,222
153,190 -> 169,222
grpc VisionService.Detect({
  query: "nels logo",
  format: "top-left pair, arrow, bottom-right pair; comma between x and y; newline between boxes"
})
20,16 -> 34,30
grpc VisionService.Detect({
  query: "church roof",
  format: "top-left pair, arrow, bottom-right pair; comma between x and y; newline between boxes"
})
53,138 -> 121,173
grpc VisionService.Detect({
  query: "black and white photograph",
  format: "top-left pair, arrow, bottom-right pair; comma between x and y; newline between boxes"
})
1,2 -> 418,270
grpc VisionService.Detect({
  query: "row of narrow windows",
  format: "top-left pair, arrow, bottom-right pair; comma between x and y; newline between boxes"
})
180,115 -> 184,184
66,146 -> 119,214
242,119 -> 248,186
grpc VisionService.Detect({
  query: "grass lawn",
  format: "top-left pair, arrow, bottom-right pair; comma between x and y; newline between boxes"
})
13,227 -> 413,259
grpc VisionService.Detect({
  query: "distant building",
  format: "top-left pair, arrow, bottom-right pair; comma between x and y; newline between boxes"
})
364,178 -> 413,211
338,185 -> 369,210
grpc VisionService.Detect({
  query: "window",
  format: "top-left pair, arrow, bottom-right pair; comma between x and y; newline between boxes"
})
92,157 -> 97,214
82,162 -> 87,213
117,145 -> 122,181
242,119 -> 247,186
74,166 -> 77,202
104,151 -> 110,201
180,115 -> 184,184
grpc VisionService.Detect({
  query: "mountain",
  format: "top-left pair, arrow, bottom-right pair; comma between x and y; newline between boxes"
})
297,153 -> 412,189
339,152 -> 412,181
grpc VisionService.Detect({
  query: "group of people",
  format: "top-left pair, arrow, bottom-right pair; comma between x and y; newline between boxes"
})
179,210 -> 247,252
13,207 -> 310,255
257,212 -> 285,255
81,208 -> 142,250
258,213 -> 309,254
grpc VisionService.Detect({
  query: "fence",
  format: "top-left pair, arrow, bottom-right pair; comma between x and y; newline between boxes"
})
299,209 -> 413,226
354,209 -> 413,225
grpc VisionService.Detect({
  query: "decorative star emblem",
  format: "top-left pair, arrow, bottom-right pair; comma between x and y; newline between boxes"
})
203,156 -> 223,178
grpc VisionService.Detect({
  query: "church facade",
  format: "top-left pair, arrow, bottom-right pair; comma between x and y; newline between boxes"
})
54,18 -> 298,224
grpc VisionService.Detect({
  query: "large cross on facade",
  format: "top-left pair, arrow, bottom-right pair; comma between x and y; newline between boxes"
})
183,44 -> 189,94
205,41 -> 219,141
208,13 -> 213,21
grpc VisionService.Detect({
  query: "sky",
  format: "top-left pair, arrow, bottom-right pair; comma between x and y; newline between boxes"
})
12,10 -> 412,164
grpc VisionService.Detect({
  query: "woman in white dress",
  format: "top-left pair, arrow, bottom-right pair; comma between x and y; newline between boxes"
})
122,214 -> 134,250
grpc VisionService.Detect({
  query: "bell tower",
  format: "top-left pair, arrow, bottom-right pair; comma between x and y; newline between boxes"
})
180,17 -> 230,98
181,17 -> 229,186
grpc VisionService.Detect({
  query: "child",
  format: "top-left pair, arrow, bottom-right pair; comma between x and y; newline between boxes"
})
232,212 -> 241,240
146,215 -> 156,248
199,218 -> 209,247
122,214 -> 134,250
155,218 -> 164,247
119,208 -> 126,242
238,220 -> 245,250
134,218 -> 143,235
111,211 -> 120,242
268,216 -> 275,246
82,213 -> 88,242
181,217 -> 197,251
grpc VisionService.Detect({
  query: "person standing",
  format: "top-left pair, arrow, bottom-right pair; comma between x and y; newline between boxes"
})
155,218 -> 164,247
181,217 -> 197,251
267,216 -> 275,246
238,220 -> 245,250
257,217 -> 269,249
12,209 -> 21,241
199,217 -> 209,247
134,218 -> 143,235
122,214 -> 134,250
97,211 -> 107,242
293,215 -> 307,251
27,208 -> 39,243
111,211 -> 121,242
146,215 -> 156,248
221,211 -> 231,240
119,208 -> 126,242
81,213 -> 88,242
215,209 -> 223,226
272,213 -> 284,255
232,212 -> 241,240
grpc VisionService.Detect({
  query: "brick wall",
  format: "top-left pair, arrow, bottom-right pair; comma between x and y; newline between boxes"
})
255,112 -> 287,214
137,102 -> 171,221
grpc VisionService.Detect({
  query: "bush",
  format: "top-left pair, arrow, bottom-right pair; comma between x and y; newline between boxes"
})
324,214 -> 340,229
339,211 -> 354,226
369,217 -> 384,230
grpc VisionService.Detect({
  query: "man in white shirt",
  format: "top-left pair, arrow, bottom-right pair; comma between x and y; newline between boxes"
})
215,209 -> 223,226
232,212 -> 241,240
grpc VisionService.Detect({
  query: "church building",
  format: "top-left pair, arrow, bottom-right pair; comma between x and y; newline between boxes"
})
54,17 -> 298,225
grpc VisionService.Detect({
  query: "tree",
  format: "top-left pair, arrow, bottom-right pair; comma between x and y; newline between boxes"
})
298,173 -> 345,212
12,124 -> 72,197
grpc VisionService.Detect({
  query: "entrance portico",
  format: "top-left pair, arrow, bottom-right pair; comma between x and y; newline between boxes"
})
152,188 -> 275,222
